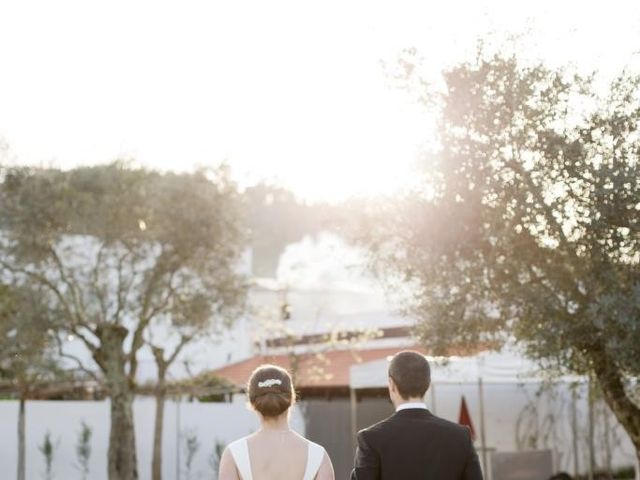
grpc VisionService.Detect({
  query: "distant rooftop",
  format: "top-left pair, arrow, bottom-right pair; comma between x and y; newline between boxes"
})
212,343 -> 486,395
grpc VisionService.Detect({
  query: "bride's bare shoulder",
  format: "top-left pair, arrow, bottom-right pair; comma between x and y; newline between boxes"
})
315,447 -> 335,480
291,430 -> 313,443
218,446 -> 241,480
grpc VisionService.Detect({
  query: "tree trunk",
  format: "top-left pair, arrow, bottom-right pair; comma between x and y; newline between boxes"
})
17,395 -> 25,480
591,347 -> 640,462
152,381 -> 166,480
109,384 -> 137,480
150,342 -> 187,480
95,324 -> 138,480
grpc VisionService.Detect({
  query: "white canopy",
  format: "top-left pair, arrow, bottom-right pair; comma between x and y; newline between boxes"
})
349,349 -> 583,389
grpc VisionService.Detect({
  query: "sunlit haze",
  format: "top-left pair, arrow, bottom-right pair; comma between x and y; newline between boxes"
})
0,0 -> 639,202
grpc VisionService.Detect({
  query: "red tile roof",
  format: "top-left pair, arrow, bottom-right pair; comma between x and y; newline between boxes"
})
212,347 -> 425,389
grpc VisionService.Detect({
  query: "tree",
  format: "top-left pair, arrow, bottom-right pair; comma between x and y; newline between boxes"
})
149,287 -> 243,480
38,431 -> 58,480
208,439 -> 226,479
245,184 -> 339,277
75,421 -> 93,480
357,50 -> 640,461
182,428 -> 200,480
0,284 -> 64,480
0,162 -> 247,480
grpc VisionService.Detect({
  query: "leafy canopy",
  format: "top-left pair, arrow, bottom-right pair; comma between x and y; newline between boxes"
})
0,162 -> 247,379
358,52 -> 640,377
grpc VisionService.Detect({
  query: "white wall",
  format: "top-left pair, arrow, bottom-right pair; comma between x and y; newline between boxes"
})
425,382 -> 637,476
5,385 -> 634,479
0,396 -> 306,480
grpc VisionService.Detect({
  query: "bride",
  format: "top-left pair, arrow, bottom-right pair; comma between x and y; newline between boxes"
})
218,364 -> 335,480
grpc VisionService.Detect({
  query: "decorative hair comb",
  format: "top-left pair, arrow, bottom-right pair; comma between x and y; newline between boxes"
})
258,379 -> 282,388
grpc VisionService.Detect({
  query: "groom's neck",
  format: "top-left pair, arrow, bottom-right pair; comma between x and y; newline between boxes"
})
394,397 -> 425,408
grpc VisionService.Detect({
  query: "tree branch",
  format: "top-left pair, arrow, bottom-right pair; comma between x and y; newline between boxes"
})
167,335 -> 192,367
89,243 -> 109,321
128,263 -> 178,380
506,128 -> 590,304
69,325 -> 100,353
590,343 -> 640,451
0,259 -> 88,329
113,246 -> 135,324
149,334 -> 193,388
54,334 -> 101,383
47,245 -> 89,321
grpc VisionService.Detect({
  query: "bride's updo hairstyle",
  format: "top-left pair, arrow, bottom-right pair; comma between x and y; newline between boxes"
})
248,364 -> 296,418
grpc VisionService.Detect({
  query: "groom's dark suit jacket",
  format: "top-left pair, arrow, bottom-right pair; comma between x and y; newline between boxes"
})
350,408 -> 483,480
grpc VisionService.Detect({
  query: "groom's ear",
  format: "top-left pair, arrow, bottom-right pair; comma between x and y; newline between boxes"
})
388,376 -> 397,394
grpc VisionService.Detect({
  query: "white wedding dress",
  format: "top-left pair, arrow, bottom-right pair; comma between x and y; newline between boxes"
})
228,436 -> 325,480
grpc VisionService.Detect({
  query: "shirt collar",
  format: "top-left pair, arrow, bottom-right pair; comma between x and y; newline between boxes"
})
395,402 -> 428,412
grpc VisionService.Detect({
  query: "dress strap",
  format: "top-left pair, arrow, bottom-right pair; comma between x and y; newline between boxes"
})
228,438 -> 253,480
302,441 -> 325,480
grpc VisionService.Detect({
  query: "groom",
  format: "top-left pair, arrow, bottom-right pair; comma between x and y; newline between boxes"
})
350,351 -> 483,479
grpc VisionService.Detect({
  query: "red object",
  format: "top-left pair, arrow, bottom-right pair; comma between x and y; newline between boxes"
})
458,396 -> 476,441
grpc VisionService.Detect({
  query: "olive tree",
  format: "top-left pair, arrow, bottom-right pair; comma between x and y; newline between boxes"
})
357,51 -> 640,460
0,162 -> 247,480
0,284 -> 64,480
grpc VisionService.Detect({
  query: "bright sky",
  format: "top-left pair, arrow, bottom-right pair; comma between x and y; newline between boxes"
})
0,0 -> 639,202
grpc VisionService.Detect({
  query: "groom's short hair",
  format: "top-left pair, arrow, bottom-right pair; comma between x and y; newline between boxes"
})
388,351 -> 431,399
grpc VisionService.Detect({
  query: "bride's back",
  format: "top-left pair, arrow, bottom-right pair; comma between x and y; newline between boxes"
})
219,365 -> 334,480
245,431 -> 308,480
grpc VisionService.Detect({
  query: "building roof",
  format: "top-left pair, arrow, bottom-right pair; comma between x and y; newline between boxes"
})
212,346 -> 424,389
349,348 -> 587,388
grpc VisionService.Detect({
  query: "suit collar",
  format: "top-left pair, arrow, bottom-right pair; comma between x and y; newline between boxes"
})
396,402 -> 428,412
393,408 -> 433,419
